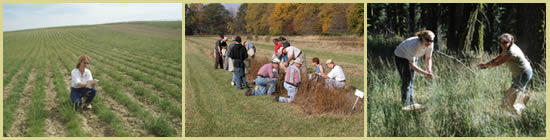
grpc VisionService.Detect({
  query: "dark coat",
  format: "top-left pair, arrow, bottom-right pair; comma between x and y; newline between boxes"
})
229,43 -> 248,68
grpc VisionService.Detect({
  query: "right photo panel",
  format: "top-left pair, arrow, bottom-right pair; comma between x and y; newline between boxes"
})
367,3 -> 546,137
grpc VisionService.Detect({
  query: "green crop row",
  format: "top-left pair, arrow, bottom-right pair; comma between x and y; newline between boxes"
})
57,36 -> 182,120
53,30 -> 179,136
64,29 -> 182,79
96,72 -> 177,136
61,31 -> 182,90
49,48 -> 88,137
25,46 -> 48,136
67,27 -> 181,67
2,39 -> 39,136
59,42 -> 182,101
50,31 -> 131,137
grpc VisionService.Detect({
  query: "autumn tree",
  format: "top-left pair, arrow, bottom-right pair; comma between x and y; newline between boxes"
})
347,3 -> 364,35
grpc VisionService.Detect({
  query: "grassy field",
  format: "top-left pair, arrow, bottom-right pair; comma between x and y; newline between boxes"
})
3,21 -> 182,137
185,35 -> 364,137
367,35 -> 546,137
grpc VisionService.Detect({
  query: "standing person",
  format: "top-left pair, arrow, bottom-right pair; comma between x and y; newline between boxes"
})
229,36 -> 249,90
245,58 -> 280,96
277,37 -> 290,63
393,30 -> 435,110
282,46 -> 307,74
71,55 -> 97,110
309,57 -> 325,81
279,36 -> 291,48
243,41 -> 256,75
273,38 -> 282,54
214,34 -> 224,69
274,60 -> 302,103
479,33 -> 533,115
272,38 -> 282,60
319,59 -> 346,89
221,37 -> 228,64
225,37 -> 236,85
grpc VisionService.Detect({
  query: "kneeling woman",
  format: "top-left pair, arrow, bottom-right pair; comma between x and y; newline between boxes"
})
479,33 -> 532,115
71,55 -> 97,110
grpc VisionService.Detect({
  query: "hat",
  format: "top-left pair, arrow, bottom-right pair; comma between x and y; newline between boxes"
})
294,60 -> 303,65
223,37 -> 228,41
326,59 -> 334,64
272,58 -> 280,64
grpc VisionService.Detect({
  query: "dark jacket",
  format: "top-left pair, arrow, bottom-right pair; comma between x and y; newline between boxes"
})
282,40 -> 291,48
229,43 -> 248,68
214,40 -> 221,55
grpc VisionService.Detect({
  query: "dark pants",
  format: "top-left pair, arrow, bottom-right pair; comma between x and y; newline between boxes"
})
215,54 -> 223,69
70,87 -> 97,109
395,56 -> 416,105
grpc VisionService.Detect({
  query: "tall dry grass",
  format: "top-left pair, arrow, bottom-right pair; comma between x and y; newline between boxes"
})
367,35 -> 546,137
249,58 -> 363,115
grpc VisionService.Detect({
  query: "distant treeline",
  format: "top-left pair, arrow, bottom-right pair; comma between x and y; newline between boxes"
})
368,3 -> 546,62
185,3 -> 364,36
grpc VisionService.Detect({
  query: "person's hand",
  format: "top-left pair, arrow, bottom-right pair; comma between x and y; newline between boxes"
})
284,62 -> 289,67
315,72 -> 321,75
425,72 -> 434,79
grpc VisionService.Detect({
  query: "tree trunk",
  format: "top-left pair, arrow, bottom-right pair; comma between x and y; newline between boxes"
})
408,3 -> 416,36
447,4 -> 465,53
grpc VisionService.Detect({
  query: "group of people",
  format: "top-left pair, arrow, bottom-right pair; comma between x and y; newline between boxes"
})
214,35 -> 257,90
394,30 -> 533,115
233,36 -> 347,103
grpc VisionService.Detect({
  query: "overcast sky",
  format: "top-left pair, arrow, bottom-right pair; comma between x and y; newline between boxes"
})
221,3 -> 241,16
3,3 -> 182,31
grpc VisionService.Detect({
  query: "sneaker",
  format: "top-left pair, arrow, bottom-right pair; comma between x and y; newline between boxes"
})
513,104 -> 526,115
273,96 -> 280,102
231,82 -> 235,86
85,104 -> 92,109
402,103 -> 424,111
244,89 -> 252,96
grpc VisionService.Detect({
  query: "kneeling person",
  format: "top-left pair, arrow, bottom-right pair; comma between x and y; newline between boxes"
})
245,58 -> 280,96
71,55 -> 97,110
274,61 -> 302,103
320,59 -> 346,89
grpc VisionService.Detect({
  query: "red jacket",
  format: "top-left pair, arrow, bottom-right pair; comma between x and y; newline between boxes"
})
274,43 -> 282,54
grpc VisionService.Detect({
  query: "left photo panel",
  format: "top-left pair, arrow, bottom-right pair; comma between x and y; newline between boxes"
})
3,3 -> 182,137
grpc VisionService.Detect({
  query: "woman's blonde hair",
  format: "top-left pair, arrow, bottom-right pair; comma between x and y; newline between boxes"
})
499,33 -> 515,48
75,55 -> 90,68
416,30 -> 435,42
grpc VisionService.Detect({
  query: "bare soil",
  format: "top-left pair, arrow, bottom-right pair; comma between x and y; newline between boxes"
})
7,67 -> 37,136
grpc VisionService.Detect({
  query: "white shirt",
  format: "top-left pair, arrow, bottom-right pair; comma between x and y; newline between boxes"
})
505,44 -> 532,77
327,65 -> 345,81
394,37 -> 433,61
285,46 -> 302,58
71,68 -> 93,88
